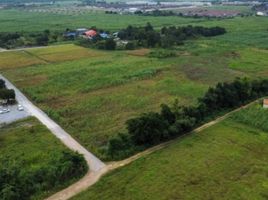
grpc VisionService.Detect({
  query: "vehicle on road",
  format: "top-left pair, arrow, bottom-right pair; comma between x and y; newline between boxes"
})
0,108 -> 10,114
18,104 -> 24,111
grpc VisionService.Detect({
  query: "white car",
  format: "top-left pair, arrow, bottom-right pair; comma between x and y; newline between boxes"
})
1,108 -> 10,113
18,105 -> 24,111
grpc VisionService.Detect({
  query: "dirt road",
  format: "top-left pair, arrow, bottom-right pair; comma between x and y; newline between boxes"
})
46,98 -> 261,200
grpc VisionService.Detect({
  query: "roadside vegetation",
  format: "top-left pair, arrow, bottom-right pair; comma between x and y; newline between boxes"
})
106,78 -> 268,160
71,103 -> 268,200
0,117 -> 87,200
0,79 -> 15,104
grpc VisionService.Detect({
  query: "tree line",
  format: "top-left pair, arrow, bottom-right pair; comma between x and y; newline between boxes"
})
0,30 -> 60,49
0,79 -> 15,103
117,23 -> 226,48
0,150 -> 87,200
106,78 -> 268,160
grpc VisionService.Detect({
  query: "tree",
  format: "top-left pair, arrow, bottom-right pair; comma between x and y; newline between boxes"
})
127,112 -> 169,146
35,34 -> 49,46
0,79 -> 6,89
125,42 -> 135,50
160,104 -> 175,125
145,22 -> 154,32
0,89 -> 15,101
105,39 -> 116,50
107,133 -> 133,159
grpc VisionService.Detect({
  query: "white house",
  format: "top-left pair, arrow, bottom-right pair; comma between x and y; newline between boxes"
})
257,11 -> 265,16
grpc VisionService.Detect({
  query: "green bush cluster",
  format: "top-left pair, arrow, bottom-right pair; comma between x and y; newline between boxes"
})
0,30 -> 61,49
107,78 -> 268,160
76,38 -> 116,50
0,151 -> 87,200
0,79 -> 15,104
118,23 -> 226,49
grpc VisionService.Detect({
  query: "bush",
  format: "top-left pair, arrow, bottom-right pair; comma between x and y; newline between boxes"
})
125,42 -> 135,50
127,112 -> 169,146
0,79 -> 6,89
0,151 -> 87,200
105,38 -> 116,50
0,88 -> 15,103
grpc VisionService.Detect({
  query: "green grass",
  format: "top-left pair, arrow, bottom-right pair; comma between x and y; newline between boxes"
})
230,103 -> 268,132
0,9 -> 204,32
0,117 -> 86,200
72,104 -> 268,200
2,50 -> 208,157
1,16 -> 268,159
229,48 -> 268,75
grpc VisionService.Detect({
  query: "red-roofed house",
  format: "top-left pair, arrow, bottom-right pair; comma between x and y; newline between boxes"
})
84,30 -> 97,38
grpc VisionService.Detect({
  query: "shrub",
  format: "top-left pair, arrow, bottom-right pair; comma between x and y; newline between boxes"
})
125,42 -> 135,50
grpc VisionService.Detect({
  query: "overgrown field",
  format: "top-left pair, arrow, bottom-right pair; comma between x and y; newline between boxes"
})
0,117 -> 87,200
72,103 -> 268,200
1,16 -> 268,159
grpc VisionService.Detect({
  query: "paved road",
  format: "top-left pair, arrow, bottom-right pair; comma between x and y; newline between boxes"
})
0,74 -> 105,172
0,104 -> 31,126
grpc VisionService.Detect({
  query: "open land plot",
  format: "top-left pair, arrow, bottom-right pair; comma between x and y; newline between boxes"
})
72,103 -> 268,200
1,16 -> 268,159
0,117 -> 87,200
0,44 -> 106,69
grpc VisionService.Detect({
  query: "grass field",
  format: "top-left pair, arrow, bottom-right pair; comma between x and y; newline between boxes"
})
72,103 -> 268,200
0,117 -> 86,200
1,16 -> 268,159
0,9 -> 204,32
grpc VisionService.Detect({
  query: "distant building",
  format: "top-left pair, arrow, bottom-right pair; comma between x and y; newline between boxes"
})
76,28 -> 88,36
257,11 -> 265,16
100,32 -> 110,39
84,30 -> 97,38
63,32 -> 77,38
263,99 -> 268,108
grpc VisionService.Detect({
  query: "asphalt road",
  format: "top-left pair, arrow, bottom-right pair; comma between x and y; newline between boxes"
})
0,74 -> 105,172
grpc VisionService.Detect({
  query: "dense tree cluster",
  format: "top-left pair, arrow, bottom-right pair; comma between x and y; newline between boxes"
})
107,78 -> 268,160
77,37 -> 116,50
0,79 -> 15,103
117,23 -> 226,48
0,79 -> 6,89
0,151 -> 87,200
0,30 -> 60,49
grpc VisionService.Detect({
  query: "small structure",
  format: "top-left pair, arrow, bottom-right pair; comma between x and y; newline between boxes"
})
76,28 -> 88,36
84,30 -> 97,38
63,32 -> 77,39
100,32 -> 110,39
113,32 -> 119,38
257,11 -> 265,16
263,99 -> 268,108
